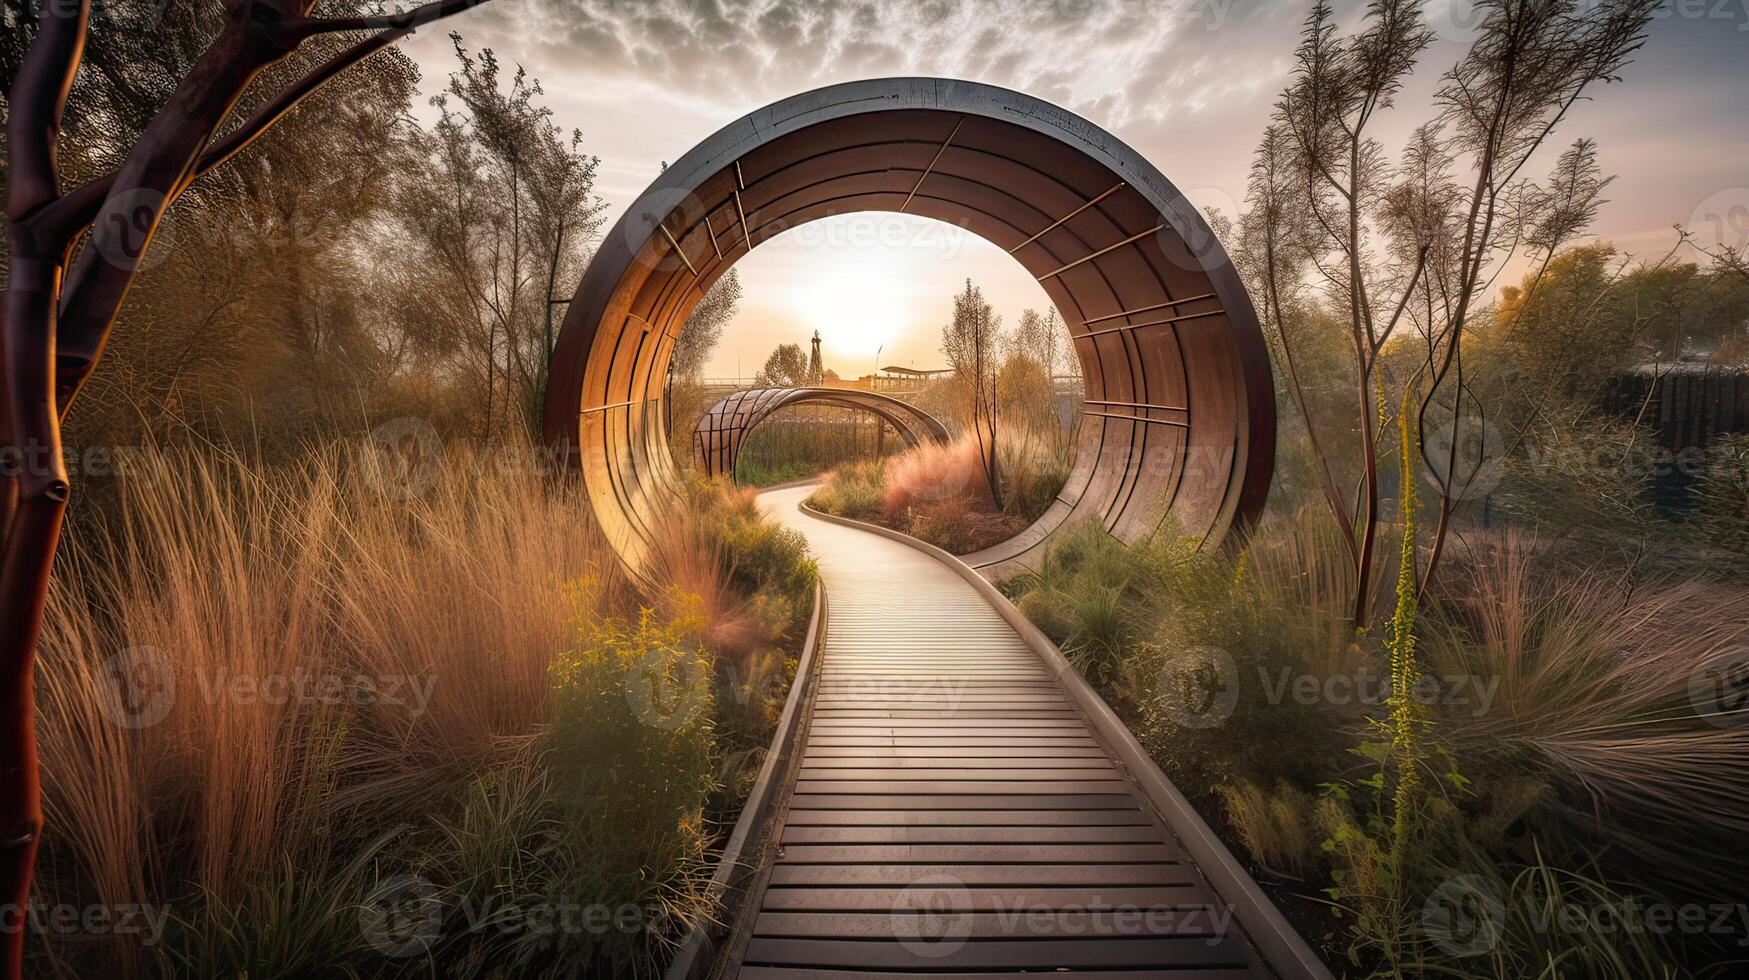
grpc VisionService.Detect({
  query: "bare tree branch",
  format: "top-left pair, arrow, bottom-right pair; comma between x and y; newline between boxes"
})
284,0 -> 492,38
5,0 -> 90,223
40,27 -> 413,250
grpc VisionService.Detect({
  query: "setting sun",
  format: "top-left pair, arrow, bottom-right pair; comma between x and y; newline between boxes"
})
720,212 -> 1055,378
784,249 -> 902,362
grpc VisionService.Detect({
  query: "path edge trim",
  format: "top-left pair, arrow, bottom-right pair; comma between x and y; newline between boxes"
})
665,577 -> 828,980
796,499 -> 1335,980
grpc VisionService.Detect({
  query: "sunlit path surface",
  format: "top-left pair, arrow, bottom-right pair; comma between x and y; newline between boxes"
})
735,485 -> 1272,978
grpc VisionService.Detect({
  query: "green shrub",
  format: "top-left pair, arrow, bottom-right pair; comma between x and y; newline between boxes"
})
1007,521 -> 1140,683
153,850 -> 389,980
808,461 -> 886,520
995,426 -> 1070,521
525,598 -> 719,973
548,598 -> 717,871
1692,432 -> 1749,560
1407,844 -> 1690,980
1007,519 -> 1364,791
713,500 -> 816,611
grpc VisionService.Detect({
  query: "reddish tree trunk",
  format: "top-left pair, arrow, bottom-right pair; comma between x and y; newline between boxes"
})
0,241 -> 71,978
0,4 -> 490,976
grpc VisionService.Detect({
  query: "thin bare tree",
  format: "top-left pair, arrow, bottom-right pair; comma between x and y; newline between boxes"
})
942,278 -> 1004,509
1257,0 -> 1656,625
1,2 -> 490,974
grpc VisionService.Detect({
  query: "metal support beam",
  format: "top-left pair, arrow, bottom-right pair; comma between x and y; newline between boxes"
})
1084,409 -> 1191,428
1010,182 -> 1126,254
1037,224 -> 1165,281
901,116 -> 964,213
1080,307 -> 1226,339
659,224 -> 698,277
1083,292 -> 1219,326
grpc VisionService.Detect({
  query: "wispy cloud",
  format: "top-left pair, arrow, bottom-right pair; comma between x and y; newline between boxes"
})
397,0 -> 1749,374
418,0 -> 1289,128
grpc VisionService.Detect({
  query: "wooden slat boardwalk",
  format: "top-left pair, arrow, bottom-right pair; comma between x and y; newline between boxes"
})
726,486 -> 1296,979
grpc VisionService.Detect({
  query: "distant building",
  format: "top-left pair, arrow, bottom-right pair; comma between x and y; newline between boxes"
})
859,365 -> 954,393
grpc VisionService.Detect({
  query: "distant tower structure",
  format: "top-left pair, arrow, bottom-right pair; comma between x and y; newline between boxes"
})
807,330 -> 825,385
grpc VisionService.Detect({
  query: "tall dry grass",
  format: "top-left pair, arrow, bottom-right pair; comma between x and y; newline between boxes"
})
805,435 -> 1025,554
35,442 -> 620,971
882,433 -> 994,517
1426,531 -> 1749,903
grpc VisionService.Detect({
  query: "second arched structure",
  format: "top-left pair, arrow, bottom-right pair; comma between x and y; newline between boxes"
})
694,387 -> 950,479
543,77 -> 1274,577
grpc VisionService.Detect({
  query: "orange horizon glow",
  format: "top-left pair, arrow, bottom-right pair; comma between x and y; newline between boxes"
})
708,213 -> 1059,381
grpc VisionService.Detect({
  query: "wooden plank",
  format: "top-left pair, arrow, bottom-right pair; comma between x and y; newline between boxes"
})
738,966 -> 1259,973
811,693 -> 1063,700
775,843 -> 1181,864
810,710 -> 1081,719
797,768 -> 1118,780
739,969 -> 1255,980
805,727 -> 1090,737
754,908 -> 1235,938
792,780 -> 1129,795
800,757 -> 1113,769
781,809 -> 1152,827
800,746 -> 1107,759
785,793 -> 1137,810
781,825 -> 1163,844
741,937 -> 1248,970
765,864 -> 1194,887
758,885 -> 1209,911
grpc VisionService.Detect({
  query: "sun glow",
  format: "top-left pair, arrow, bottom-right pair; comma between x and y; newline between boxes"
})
787,261 -> 903,362
714,213 -> 1057,380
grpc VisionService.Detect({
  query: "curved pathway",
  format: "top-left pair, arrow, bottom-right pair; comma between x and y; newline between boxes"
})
727,485 -> 1315,979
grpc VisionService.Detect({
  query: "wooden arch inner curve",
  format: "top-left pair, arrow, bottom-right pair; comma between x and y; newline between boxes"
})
542,78 -> 1274,576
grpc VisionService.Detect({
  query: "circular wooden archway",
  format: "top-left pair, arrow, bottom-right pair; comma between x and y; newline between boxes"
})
694,388 -> 950,480
543,78 -> 1274,576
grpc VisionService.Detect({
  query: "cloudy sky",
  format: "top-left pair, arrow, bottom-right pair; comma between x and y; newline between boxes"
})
400,0 -> 1749,378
